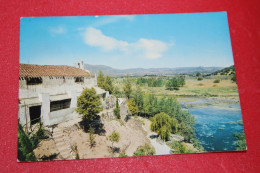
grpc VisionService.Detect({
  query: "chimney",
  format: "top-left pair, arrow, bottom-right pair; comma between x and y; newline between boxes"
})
76,60 -> 84,70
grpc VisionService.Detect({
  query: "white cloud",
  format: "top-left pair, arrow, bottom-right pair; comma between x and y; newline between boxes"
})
49,26 -> 66,34
83,27 -> 172,59
92,15 -> 135,27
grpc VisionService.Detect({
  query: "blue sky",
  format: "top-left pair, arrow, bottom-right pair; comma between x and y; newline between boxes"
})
20,12 -> 234,69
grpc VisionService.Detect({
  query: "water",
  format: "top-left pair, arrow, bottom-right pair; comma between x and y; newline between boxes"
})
180,98 -> 245,152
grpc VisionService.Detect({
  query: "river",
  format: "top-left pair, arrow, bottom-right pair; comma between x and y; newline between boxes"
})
179,98 -> 245,152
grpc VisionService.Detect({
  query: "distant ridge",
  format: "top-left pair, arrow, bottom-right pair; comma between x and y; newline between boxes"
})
84,64 -> 224,77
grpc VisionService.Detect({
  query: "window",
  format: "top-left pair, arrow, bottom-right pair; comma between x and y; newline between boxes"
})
26,77 -> 42,85
50,99 -> 71,112
75,77 -> 84,83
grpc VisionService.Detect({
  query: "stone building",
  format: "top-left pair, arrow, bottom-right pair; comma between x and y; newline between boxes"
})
18,61 -> 109,127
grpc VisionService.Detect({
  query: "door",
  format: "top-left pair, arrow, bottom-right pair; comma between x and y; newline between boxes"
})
29,105 -> 41,125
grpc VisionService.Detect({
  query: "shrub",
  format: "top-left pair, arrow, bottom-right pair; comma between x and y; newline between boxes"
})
109,131 -> 120,152
213,79 -> 220,83
197,77 -> 203,81
89,127 -> 96,148
133,144 -> 155,156
127,98 -> 139,116
171,141 -> 191,154
18,123 -> 37,162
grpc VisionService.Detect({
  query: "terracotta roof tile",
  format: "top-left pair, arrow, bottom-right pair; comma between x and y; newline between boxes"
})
19,64 -> 94,77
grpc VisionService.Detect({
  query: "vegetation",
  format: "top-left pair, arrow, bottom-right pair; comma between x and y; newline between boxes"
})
113,98 -> 120,119
133,144 -> 155,156
71,144 -> 80,159
123,74 -> 132,99
150,112 -> 178,141
89,127 -> 96,148
171,141 -> 193,154
233,132 -> 247,150
197,76 -> 203,81
97,70 -> 114,94
18,123 -> 37,162
76,88 -> 102,130
213,79 -> 220,83
196,72 -> 201,77
165,76 -> 185,90
136,77 -> 164,87
127,98 -> 139,116
109,131 -> 120,152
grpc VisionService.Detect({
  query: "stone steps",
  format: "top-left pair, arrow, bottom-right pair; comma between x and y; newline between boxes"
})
53,127 -> 74,160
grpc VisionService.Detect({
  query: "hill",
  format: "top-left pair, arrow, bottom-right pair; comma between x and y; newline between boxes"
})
85,64 -> 223,77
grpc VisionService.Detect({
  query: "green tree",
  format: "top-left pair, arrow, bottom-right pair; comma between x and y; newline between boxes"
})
123,74 -> 132,99
196,72 -> 201,77
166,78 -> 181,90
18,123 -> 37,162
150,112 -> 178,141
197,76 -> 203,81
171,141 -> 191,154
213,79 -> 220,83
114,98 -> 120,119
97,70 -> 105,88
133,144 -> 155,156
76,88 -> 102,130
127,98 -> 139,116
109,131 -> 120,152
104,75 -> 114,94
231,74 -> 237,83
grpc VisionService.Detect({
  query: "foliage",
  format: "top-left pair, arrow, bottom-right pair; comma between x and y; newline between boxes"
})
123,74 -> 132,99
18,123 -> 37,162
71,144 -> 80,159
171,141 -> 193,154
127,98 -> 139,116
211,65 -> 235,76
165,76 -> 185,91
97,70 -> 114,94
137,77 -> 164,87
109,131 -> 120,150
76,88 -> 102,130
133,144 -> 155,156
196,72 -> 201,77
233,132 -> 247,150
89,127 -> 96,148
151,112 -> 178,141
114,98 -> 120,119
103,75 -> 114,94
197,76 -> 203,81
231,74 -> 237,83
97,70 -> 105,88
213,79 -> 220,83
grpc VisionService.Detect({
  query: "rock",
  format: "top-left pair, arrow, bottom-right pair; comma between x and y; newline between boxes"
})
169,134 -> 184,142
104,95 -> 116,110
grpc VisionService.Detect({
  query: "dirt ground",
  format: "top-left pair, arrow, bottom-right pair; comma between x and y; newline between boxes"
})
67,117 -> 151,159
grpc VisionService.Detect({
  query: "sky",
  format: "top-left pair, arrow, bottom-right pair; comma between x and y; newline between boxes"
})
20,12 -> 234,69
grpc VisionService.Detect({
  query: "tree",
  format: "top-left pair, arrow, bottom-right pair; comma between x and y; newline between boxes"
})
133,144 -> 155,156
76,88 -> 102,130
166,78 -> 181,90
109,131 -> 120,152
127,98 -> 139,116
150,112 -> 178,141
231,74 -> 237,83
123,74 -> 132,99
197,76 -> 203,81
114,98 -> 120,119
104,75 -> 114,94
213,79 -> 220,83
18,123 -> 37,162
196,72 -> 201,77
171,141 -> 191,154
97,70 -> 105,88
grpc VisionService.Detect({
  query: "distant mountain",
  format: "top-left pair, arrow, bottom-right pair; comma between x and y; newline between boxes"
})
84,64 -> 224,77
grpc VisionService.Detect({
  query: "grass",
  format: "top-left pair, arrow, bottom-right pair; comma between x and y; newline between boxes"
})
113,76 -> 239,98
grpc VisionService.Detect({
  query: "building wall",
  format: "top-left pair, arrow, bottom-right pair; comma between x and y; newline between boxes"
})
19,76 -> 97,99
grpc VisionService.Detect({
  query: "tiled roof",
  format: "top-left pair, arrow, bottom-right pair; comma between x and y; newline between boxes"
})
19,64 -> 94,78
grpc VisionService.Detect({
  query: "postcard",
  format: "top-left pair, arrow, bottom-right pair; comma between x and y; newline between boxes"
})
18,12 -> 246,162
